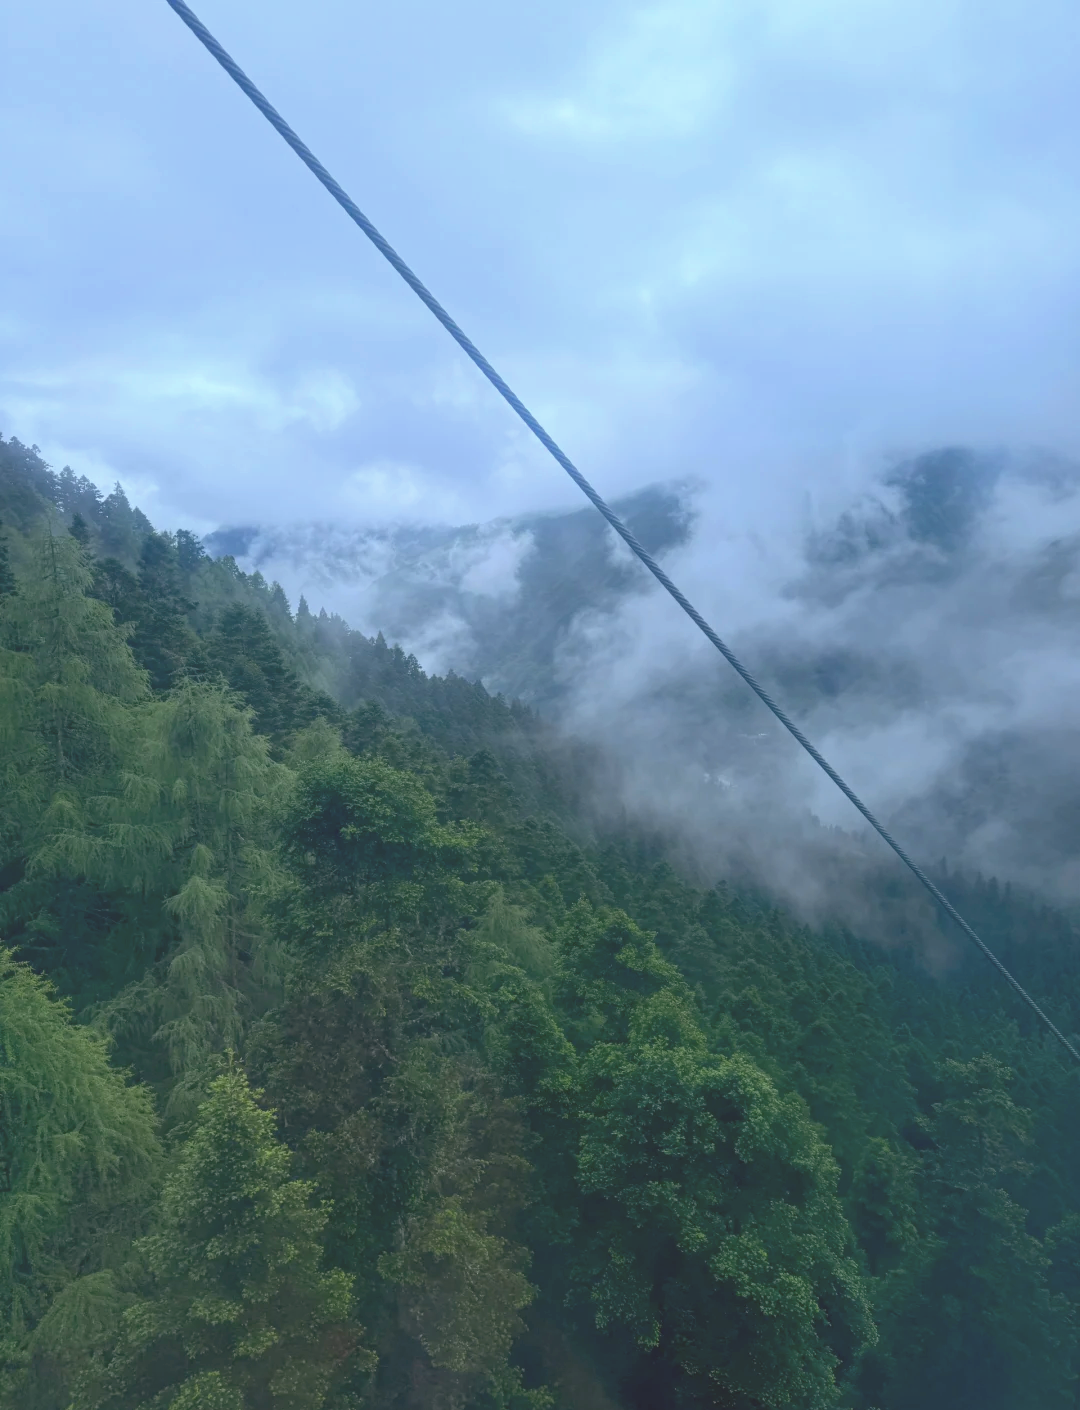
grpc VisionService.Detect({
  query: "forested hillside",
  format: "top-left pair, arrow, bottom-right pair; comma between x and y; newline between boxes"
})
202,446 -> 1080,912
3,432 -> 1080,1410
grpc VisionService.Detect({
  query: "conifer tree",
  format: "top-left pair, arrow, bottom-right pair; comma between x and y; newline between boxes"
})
0,528 -> 151,985
251,874 -> 543,1408
86,535 -> 204,693
97,484 -> 137,560
93,680 -> 288,1092
74,1068 -> 367,1410
206,605 -> 316,743
0,949 -> 159,1408
881,1056 -> 1075,1410
174,530 -> 207,577
0,525 -> 147,794
130,533 -> 202,691
0,522 -> 14,600
0,533 -> 285,1077
89,559 -> 140,630
553,903 -> 874,1410
53,467 -> 103,529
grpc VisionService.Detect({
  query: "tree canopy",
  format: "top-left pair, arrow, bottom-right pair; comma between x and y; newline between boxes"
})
2,436 -> 1080,1409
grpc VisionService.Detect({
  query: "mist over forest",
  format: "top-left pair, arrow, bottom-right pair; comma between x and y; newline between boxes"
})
4,429 -> 1080,1410
212,443 -> 1080,927
6,0 -> 1080,1401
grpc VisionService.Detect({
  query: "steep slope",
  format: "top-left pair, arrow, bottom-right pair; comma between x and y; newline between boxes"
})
3,433 -> 1080,1410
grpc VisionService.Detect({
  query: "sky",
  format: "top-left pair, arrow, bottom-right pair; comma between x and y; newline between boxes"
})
3,0 -> 1080,537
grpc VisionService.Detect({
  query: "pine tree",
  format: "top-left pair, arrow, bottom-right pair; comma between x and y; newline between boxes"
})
0,531 -> 287,1085
97,484 -> 137,560
89,559 -> 140,629
0,949 -> 159,1409
54,467 -> 103,530
0,522 -> 14,600
130,533 -> 203,691
137,682 -> 286,1081
0,528 -> 152,986
87,536 -> 204,693
882,1057 -> 1075,1410
206,605 -> 319,743
74,1068 -> 368,1410
0,525 -> 147,792
174,530 -> 207,577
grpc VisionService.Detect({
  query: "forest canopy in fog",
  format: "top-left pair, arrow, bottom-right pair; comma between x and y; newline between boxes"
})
2,435 -> 1080,1410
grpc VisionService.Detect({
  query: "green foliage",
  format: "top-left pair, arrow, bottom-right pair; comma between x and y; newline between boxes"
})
555,907 -> 874,1409
0,951 -> 159,1407
86,533 -> 205,694
73,1068 -> 369,1410
281,752 -> 478,928
0,525 -> 147,793
0,523 -> 14,601
872,1057 -> 1075,1410
110,681 -> 287,1085
4,448 -> 1080,1408
0,528 -> 151,997
205,605 -> 328,745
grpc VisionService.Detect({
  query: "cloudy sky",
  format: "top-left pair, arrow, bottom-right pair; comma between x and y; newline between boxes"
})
3,0 -> 1080,535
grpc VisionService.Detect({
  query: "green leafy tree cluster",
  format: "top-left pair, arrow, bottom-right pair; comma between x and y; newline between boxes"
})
0,950 -> 159,1408
73,1068 -> 368,1410
4,453 -> 1080,1409
545,906 -> 874,1408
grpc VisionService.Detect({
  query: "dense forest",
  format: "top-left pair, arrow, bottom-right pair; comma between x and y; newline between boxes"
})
2,430 -> 1080,1410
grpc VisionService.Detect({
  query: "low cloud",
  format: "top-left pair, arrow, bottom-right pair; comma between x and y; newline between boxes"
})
551,449 -> 1080,920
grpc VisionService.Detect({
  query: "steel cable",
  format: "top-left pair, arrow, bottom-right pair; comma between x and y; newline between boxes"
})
163,0 -> 1080,1065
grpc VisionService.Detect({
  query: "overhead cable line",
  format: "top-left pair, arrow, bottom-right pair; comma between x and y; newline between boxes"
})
162,0 -> 1080,1066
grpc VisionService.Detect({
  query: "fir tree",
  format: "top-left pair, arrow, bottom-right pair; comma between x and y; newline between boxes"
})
139,682 -> 285,1081
0,525 -> 147,790
97,485 -> 137,560
881,1057 -> 1075,1410
206,605 -> 320,743
74,679 -> 290,1099
130,533 -> 202,691
74,1068 -> 368,1410
0,521 -> 14,600
55,467 -> 103,526
0,530 -> 151,992
89,559 -> 140,629
0,527 -> 150,990
174,530 -> 207,577
0,950 -> 159,1408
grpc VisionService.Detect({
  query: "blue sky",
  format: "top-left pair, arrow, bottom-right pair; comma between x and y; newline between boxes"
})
3,0 -> 1080,533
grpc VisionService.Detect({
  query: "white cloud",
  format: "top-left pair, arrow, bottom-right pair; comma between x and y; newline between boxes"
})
506,0 -> 737,142
340,460 -> 440,516
3,0 -> 1080,542
458,528 -> 534,597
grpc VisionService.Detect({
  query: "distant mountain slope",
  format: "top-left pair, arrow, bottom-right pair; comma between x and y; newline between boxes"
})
202,445 -> 1080,905
0,434 -> 596,841
9,428 -> 1080,913
206,483 -> 693,707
